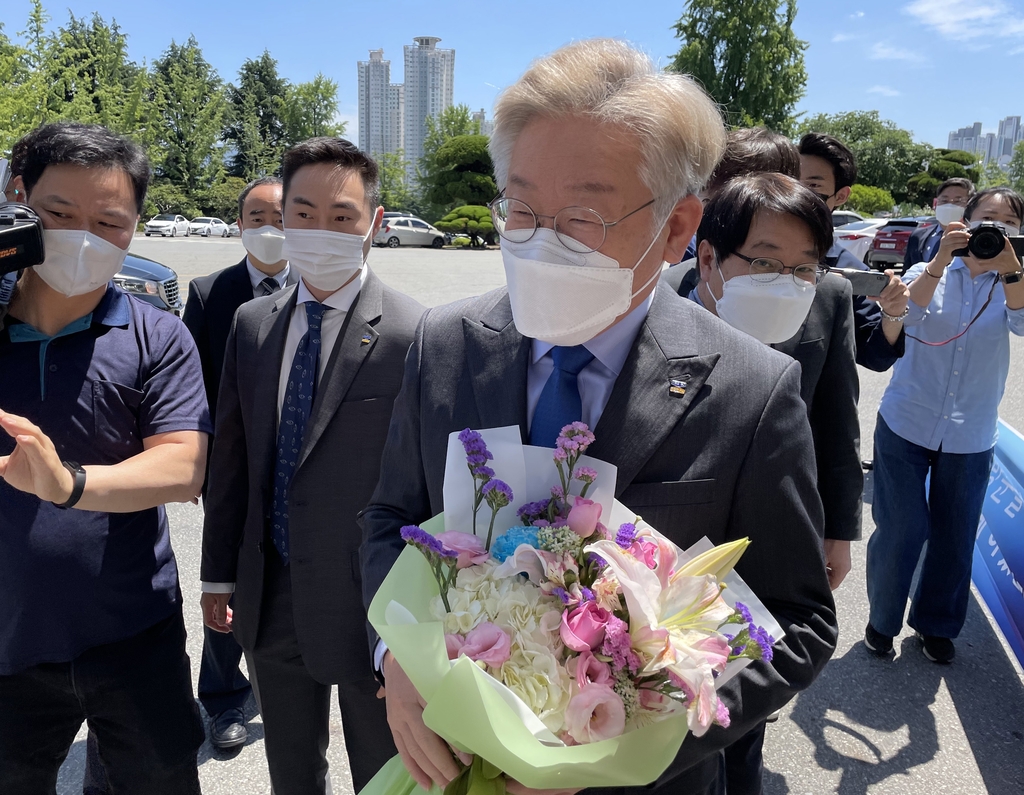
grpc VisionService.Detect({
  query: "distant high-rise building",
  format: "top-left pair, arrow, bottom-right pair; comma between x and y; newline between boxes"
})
403,36 -> 455,183
472,109 -> 494,137
385,83 -> 404,156
948,116 -> 1023,166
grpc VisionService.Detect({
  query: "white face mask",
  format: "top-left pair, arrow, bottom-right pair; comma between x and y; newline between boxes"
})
709,260 -> 816,344
935,203 -> 965,227
501,225 -> 665,347
241,225 -> 286,265
36,229 -> 129,297
968,219 -> 1021,237
282,226 -> 372,292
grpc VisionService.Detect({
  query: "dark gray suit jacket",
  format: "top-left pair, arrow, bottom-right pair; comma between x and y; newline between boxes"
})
663,266 -> 863,541
360,286 -> 838,791
201,269 -> 424,685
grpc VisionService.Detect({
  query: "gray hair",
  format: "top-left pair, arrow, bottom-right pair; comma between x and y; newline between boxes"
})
489,39 -> 727,225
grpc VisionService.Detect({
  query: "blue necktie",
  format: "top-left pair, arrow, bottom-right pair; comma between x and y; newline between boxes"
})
529,345 -> 595,448
271,301 -> 328,563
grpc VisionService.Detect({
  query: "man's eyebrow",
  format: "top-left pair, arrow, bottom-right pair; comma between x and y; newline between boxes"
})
803,172 -> 829,181
565,181 -> 617,194
290,196 -> 315,207
37,194 -> 75,206
508,174 -> 535,190
747,240 -> 782,250
38,194 -> 132,221
331,201 -> 360,211
248,207 -> 281,216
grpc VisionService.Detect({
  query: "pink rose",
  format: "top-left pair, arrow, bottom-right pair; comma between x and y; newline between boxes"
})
628,538 -> 659,569
444,633 -> 465,660
567,497 -> 602,538
436,531 -> 490,569
565,684 -> 626,743
461,622 -> 512,667
572,650 -> 613,690
560,602 -> 612,652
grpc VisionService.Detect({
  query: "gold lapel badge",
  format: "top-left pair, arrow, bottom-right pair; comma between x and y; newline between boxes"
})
669,378 -> 688,397
360,333 -> 373,345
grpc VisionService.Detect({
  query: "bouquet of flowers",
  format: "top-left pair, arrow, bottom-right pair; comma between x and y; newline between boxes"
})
364,424 -> 779,795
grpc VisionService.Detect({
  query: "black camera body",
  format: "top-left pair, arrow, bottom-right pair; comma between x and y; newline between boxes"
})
951,221 -> 1024,260
0,202 -> 45,277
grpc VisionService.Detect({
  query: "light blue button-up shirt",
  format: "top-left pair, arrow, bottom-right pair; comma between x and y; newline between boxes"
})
527,290 -> 655,432
879,259 -> 1024,453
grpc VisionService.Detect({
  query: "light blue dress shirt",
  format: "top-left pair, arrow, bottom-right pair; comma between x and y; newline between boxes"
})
526,289 -> 655,432
879,259 -> 1024,454
245,257 -> 290,291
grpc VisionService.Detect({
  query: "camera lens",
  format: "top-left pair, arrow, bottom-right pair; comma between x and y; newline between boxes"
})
968,224 -> 1007,260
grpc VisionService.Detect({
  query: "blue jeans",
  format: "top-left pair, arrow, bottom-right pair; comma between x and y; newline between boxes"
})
867,415 -> 993,639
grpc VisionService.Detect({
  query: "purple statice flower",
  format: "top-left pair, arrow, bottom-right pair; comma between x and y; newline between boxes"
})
551,586 -> 571,605
735,602 -> 753,625
587,552 -> 607,568
601,615 -> 642,674
472,465 -> 495,479
552,447 -> 568,463
551,485 -> 566,501
482,479 -> 513,510
556,422 -> 596,454
574,466 -> 598,485
580,586 -> 595,602
401,525 -> 445,556
615,523 -> 638,550
747,624 -> 775,663
459,429 -> 494,467
517,500 -> 550,522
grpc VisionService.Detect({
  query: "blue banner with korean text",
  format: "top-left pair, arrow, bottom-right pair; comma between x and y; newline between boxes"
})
973,420 -> 1024,669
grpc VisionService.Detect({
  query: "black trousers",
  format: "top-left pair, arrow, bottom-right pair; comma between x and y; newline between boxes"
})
587,752 -> 727,795
0,609 -> 204,795
722,722 -> 767,795
197,595 -> 251,717
247,551 -> 396,795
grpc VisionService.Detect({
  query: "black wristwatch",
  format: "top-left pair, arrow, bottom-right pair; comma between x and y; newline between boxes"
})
1000,270 -> 1024,285
53,461 -> 86,509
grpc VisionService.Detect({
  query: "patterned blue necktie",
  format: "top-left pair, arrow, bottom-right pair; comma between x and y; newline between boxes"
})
529,345 -> 595,448
271,301 -> 328,563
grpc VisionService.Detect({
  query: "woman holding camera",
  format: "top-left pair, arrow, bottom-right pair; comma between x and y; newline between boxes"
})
866,187 -> 1024,664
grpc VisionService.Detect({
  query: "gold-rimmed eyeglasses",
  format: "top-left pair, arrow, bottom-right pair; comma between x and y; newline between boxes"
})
488,193 -> 657,254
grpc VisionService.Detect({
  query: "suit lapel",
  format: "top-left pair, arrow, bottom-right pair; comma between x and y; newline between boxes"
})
589,289 -> 720,494
296,271 -> 384,468
462,292 -> 531,439
254,287 -> 298,478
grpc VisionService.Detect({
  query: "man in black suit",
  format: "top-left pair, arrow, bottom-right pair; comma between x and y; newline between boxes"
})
182,176 -> 295,750
360,39 -> 837,795
200,138 -> 424,795
904,178 -> 974,270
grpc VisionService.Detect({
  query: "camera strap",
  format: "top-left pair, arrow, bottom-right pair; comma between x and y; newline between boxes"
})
906,275 -> 999,347
0,271 -> 16,306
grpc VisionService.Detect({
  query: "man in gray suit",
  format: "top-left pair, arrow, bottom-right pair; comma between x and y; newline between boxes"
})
360,40 -> 837,795
201,138 -> 424,794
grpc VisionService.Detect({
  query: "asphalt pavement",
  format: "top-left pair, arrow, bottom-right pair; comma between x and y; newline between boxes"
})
55,236 -> 1024,794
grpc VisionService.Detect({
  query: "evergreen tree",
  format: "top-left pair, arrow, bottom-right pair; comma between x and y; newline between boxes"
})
223,51 -> 289,179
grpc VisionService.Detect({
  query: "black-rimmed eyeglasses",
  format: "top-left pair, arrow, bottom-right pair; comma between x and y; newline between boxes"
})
730,252 -> 824,284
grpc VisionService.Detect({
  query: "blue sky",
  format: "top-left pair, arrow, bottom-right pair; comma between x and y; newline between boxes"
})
6,0 -> 1024,148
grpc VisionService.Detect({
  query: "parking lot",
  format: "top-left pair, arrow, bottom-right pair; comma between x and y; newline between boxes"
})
54,236 -> 1024,794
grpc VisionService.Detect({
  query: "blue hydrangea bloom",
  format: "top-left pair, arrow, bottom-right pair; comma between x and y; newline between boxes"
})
490,526 -> 540,563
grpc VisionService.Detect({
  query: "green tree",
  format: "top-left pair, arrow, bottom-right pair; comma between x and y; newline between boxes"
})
378,150 -> 413,211
797,111 -> 932,203
151,37 -> 226,203
1007,142 -> 1024,193
422,135 -> 496,213
905,149 -> 982,207
201,176 -> 247,220
980,160 -> 1009,189
144,180 -> 199,220
669,0 -> 807,133
434,205 -> 495,247
0,23 -> 36,153
846,184 -> 894,216
223,51 -> 289,179
418,106 -> 483,216
282,74 -> 346,144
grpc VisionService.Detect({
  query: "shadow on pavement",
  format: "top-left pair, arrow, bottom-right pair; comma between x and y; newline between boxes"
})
783,593 -> 1024,794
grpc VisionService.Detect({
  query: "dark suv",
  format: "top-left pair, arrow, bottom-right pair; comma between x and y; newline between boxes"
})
112,253 -> 184,315
867,217 -> 938,273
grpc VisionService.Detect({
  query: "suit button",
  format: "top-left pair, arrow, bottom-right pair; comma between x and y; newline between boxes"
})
258,541 -> 264,553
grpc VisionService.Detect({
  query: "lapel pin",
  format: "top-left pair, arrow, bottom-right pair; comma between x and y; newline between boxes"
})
360,332 -> 373,345
669,378 -> 688,397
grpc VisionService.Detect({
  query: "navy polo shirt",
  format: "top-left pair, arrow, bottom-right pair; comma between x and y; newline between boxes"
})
0,284 -> 212,675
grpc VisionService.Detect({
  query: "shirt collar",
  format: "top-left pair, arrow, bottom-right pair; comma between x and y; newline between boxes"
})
295,265 -> 367,313
531,286 -> 656,377
245,257 -> 290,290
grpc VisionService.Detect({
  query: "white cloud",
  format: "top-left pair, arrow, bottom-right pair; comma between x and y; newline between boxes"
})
868,85 -> 902,97
850,10 -> 865,18
904,0 -> 1024,42
870,42 -> 927,63
832,33 -> 857,42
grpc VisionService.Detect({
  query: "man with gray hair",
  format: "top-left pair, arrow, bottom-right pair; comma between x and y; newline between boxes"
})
361,39 -> 837,795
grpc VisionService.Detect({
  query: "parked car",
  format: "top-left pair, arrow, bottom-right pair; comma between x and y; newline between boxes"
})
189,217 -> 230,237
834,218 -> 888,263
832,210 -> 865,228
867,217 -> 938,271
144,214 -> 190,237
373,217 -> 445,248
226,222 -> 240,237
112,253 -> 184,316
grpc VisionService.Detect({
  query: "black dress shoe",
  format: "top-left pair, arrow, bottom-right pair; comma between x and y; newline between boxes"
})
210,708 -> 247,750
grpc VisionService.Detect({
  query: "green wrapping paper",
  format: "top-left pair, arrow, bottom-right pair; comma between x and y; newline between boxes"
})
363,514 -> 690,794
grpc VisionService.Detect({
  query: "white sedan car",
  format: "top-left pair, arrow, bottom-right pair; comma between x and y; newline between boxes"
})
835,219 -> 888,264
144,214 -> 190,237
373,217 -> 445,248
189,217 -> 230,237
